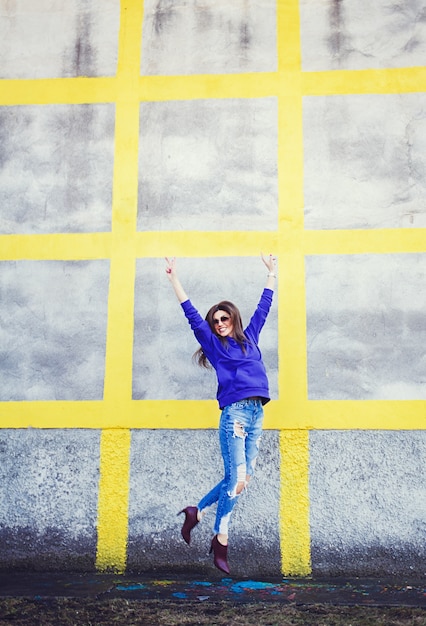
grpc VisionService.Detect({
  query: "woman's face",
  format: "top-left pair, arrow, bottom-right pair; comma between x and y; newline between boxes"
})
212,309 -> 234,338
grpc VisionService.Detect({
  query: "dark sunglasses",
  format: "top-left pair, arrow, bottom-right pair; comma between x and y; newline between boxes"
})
213,315 -> 230,325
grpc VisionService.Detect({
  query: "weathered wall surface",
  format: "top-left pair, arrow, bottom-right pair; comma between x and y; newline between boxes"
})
0,429 -> 100,570
140,0 -> 277,75
299,0 -> 426,71
303,94 -> 426,230
0,0 -> 425,578
306,254 -> 426,400
0,0 -> 119,79
310,431 -> 425,577
0,104 -> 115,234
0,260 -> 110,400
137,99 -> 278,231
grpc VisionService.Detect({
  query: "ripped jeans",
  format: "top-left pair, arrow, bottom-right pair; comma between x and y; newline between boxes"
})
197,398 -> 264,536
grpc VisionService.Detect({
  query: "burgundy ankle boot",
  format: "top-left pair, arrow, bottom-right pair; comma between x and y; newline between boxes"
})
178,506 -> 199,545
209,535 -> 230,574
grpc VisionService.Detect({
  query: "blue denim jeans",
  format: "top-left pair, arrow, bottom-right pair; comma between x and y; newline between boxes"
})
197,398 -> 264,536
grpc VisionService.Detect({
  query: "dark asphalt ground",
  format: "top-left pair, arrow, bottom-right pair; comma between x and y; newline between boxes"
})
0,572 -> 424,608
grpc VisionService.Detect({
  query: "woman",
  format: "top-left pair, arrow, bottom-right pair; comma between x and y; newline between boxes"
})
165,254 -> 276,574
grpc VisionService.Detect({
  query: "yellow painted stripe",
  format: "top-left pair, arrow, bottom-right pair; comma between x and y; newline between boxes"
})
1,228 -> 426,262
0,78 -> 117,105
277,0 -> 301,73
134,231 -> 281,257
302,67 -> 426,96
1,399 -> 424,430
96,429 -> 131,572
0,233 -> 113,260
1,66 -> 426,109
139,73 -> 281,101
275,15 -> 310,590
95,0 -> 145,574
279,430 -> 311,576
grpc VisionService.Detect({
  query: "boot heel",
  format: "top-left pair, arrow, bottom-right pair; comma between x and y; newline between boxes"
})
210,535 -> 230,574
178,506 -> 199,545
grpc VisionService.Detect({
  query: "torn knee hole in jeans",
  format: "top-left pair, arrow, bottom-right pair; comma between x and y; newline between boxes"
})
233,420 -> 247,439
228,482 -> 246,498
227,464 -> 247,498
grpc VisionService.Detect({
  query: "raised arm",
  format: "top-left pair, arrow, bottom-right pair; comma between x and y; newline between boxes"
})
165,257 -> 189,303
261,253 -> 277,290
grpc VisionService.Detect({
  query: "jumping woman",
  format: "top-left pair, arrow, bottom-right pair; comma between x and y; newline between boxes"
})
165,254 -> 276,574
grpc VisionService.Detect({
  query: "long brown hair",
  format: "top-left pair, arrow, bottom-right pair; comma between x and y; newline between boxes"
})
193,300 -> 248,368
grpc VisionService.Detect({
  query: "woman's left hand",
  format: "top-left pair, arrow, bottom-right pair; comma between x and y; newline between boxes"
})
261,252 -> 277,274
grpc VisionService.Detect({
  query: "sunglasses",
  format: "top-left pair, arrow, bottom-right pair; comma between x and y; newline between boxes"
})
213,315 -> 230,325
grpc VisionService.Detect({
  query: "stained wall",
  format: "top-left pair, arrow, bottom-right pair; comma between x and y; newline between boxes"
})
0,0 -> 425,577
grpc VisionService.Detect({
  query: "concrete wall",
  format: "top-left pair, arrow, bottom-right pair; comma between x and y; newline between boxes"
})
0,0 -> 425,578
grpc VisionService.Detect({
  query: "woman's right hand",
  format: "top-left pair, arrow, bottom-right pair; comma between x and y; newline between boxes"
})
165,257 -> 189,303
165,256 -> 176,279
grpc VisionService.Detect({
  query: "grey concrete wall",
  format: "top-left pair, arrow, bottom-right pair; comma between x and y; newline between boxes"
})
0,429 -> 100,571
310,431 -> 426,577
303,94 -> 426,230
0,104 -> 115,234
306,254 -> 426,400
0,0 -> 119,79
1,427 -> 423,576
138,99 -> 278,231
0,260 -> 109,401
141,0 -> 277,75
300,0 -> 426,71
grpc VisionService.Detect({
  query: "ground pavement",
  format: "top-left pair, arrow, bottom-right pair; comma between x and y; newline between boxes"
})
0,572 -> 424,608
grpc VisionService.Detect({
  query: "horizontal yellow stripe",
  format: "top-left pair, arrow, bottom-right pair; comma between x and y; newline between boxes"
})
133,231 -> 282,257
302,67 -> 426,96
0,74 -> 282,108
2,228 -> 425,261
1,66 -> 425,109
0,230 -> 282,260
139,73 -> 281,101
0,232 -> 279,260
0,78 -> 118,105
0,398 -> 424,429
0,233 -> 113,260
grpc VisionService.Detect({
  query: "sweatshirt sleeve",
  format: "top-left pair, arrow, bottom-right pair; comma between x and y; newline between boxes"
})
181,299 -> 205,331
180,299 -> 217,364
245,288 -> 273,343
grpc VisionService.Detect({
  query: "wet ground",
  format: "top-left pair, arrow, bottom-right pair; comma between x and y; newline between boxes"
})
0,572 -> 424,607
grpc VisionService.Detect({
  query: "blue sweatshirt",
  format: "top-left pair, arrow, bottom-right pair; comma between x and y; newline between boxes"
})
181,288 -> 273,409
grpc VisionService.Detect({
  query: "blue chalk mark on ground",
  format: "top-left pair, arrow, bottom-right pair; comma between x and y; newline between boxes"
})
231,581 -> 277,594
190,581 -> 212,587
115,583 -> 146,591
172,592 -> 188,599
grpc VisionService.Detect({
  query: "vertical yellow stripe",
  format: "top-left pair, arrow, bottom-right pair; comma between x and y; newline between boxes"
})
277,0 -> 311,576
96,429 -> 131,572
96,0 -> 144,572
279,430 -> 311,576
277,0 -> 301,73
